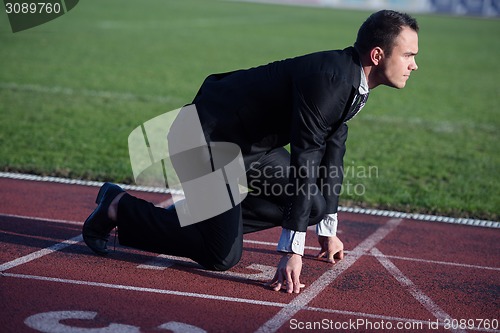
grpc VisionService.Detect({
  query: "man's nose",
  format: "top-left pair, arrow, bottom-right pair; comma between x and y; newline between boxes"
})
411,60 -> 418,71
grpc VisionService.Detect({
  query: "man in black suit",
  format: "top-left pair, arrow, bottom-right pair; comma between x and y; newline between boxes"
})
83,10 -> 419,294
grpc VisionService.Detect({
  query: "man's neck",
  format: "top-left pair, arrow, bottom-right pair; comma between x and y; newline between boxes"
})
359,54 -> 379,90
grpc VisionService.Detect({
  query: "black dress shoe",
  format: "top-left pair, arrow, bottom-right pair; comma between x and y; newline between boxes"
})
82,182 -> 124,256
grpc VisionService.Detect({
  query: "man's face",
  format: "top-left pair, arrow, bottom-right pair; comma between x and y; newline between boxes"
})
379,26 -> 419,89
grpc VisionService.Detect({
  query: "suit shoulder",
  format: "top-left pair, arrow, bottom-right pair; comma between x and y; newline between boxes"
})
278,48 -> 357,86
291,47 -> 355,64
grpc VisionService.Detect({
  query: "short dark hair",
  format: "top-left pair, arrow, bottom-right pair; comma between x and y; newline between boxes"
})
354,10 -> 419,57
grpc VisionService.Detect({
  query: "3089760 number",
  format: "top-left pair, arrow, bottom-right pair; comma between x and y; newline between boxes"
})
5,2 -> 61,14
443,318 -> 498,330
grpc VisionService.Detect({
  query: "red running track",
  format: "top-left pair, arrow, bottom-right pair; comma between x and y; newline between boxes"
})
0,177 -> 499,333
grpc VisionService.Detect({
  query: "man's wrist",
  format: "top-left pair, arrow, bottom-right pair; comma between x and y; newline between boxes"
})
316,213 -> 338,237
277,228 -> 305,256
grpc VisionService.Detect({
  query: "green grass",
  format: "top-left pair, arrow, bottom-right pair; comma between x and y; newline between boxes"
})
0,0 -> 498,220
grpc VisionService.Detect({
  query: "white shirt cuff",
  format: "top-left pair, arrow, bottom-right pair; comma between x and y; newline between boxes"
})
316,213 -> 338,237
277,228 -> 305,256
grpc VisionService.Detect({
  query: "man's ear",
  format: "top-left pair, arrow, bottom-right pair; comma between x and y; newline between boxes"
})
370,47 -> 384,65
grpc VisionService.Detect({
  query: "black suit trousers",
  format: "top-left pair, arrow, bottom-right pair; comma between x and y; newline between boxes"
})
117,147 -> 326,271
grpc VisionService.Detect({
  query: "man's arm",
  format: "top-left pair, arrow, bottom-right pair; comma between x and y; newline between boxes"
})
316,213 -> 344,263
282,74 -> 350,232
266,228 -> 305,293
320,122 -> 348,214
278,122 -> 348,245
316,213 -> 338,237
269,221 -> 343,293
267,252 -> 304,293
276,213 -> 343,260
270,74 -> 351,293
315,122 -> 348,262
277,228 -> 305,255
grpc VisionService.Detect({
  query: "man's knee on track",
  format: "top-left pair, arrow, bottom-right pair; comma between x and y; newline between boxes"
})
202,248 -> 242,272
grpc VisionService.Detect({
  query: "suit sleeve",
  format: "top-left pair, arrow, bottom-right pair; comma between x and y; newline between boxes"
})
320,122 -> 348,214
282,73 -> 350,232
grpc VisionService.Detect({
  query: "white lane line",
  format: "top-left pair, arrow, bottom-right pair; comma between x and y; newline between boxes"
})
0,235 -> 83,272
371,247 -> 467,333
0,212 -> 82,226
2,272 -> 288,308
1,215 -> 497,332
4,273 -> 498,333
254,218 -> 403,333
3,273 -> 499,333
243,239 -> 322,252
371,253 -> 500,272
2,213 -> 498,272
246,239 -> 500,271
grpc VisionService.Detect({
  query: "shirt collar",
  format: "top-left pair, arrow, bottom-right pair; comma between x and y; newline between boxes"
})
359,64 -> 369,95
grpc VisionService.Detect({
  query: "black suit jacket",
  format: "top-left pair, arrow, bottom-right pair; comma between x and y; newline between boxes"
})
192,47 -> 361,232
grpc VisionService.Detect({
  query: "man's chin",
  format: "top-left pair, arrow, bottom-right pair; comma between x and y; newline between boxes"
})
392,81 -> 407,89
384,80 -> 406,89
